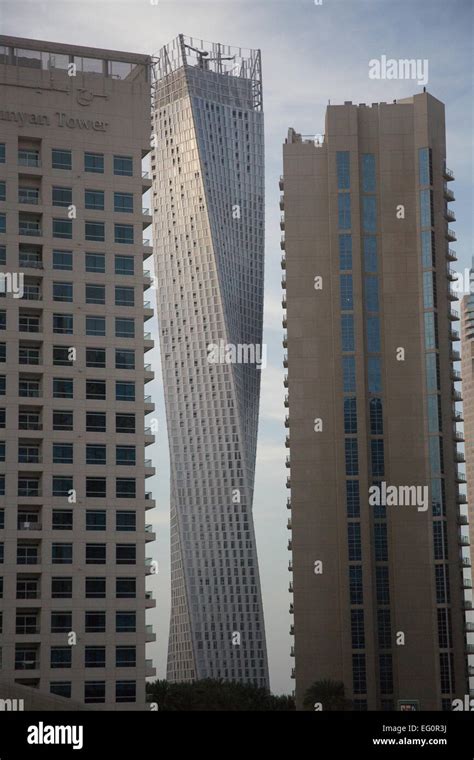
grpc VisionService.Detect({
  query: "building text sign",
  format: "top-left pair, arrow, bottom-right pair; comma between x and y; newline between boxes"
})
0,109 -> 108,131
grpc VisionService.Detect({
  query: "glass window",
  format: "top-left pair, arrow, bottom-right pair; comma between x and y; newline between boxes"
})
52,543 -> 73,564
377,610 -> 392,651
84,681 -> 105,704
116,381 -> 135,401
366,316 -> 381,353
115,349 -> 135,370
116,681 -> 136,703
53,346 -> 72,366
86,477 -> 106,498
115,256 -> 134,276
0,181 -> 6,201
86,284 -> 105,304
376,566 -> 390,605
86,444 -> 106,465
351,609 -> 365,649
349,565 -> 363,604
340,274 -> 353,310
115,317 -> 135,338
343,355 -> 356,393
86,380 -> 106,400
0,213 -> 5,234
341,313 -> 354,351
115,286 -> 134,306
362,196 -> 376,232
336,151 -> 350,190
53,314 -> 73,334
368,356 -> 382,393
371,439 -> 384,476
52,510 -> 73,530
86,544 -> 106,564
418,147 -> 431,186
365,277 -> 379,312
52,186 -> 72,207
0,144 -> 5,163
345,438 -> 358,476
86,348 -> 106,368
116,478 -> 136,498
338,234 -> 352,270
346,481 -> 360,518
86,316 -> 106,336
114,224 -> 134,245
85,612 -> 106,633
420,188 -> 432,228
84,152 -> 104,173
338,193 -> 351,229
53,443 -> 73,464
86,412 -> 106,432
53,282 -> 73,302
363,237 -> 377,273
116,612 -> 136,632
344,397 -> 357,434
53,219 -> 72,239
425,352 -> 439,392
53,378 -> 73,398
51,612 -> 72,632
116,646 -> 136,667
370,398 -> 383,435
116,446 -> 136,466
53,249 -> 72,271
114,155 -> 133,176
85,252 -> 105,273
424,312 -> 437,350
421,230 -> 434,268
51,577 -> 72,598
52,476 -> 73,497
361,154 -> 376,193
348,523 -> 361,562
423,271 -> 435,309
85,189 -> 105,210
116,577 -> 136,598
85,221 -> 105,242
116,544 -> 136,564
429,436 -> 441,474
116,414 -> 135,434
53,411 -> 73,431
52,149 -> 72,170
86,511 -> 106,531
86,577 -> 106,598
374,523 -> 388,561
114,192 -> 133,213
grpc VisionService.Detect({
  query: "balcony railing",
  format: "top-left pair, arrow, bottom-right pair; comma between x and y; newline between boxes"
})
19,223 -> 41,237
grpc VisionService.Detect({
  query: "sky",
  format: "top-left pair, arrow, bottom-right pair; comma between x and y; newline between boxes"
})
1,0 -> 472,695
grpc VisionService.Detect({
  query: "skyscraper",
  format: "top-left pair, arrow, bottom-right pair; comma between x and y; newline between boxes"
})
461,269 -> 474,561
0,35 -> 156,709
282,92 -> 469,710
152,35 -> 269,686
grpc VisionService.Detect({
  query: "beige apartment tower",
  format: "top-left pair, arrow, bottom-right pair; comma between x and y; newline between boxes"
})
282,92 -> 470,710
0,36 -> 156,709
461,281 -> 474,595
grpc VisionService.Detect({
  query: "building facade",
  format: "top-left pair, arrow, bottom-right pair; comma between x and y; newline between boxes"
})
461,274 -> 474,587
152,35 -> 269,686
282,92 -> 470,710
0,36 -> 156,709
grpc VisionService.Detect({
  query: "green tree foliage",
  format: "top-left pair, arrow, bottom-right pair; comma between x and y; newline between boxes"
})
146,678 -> 295,711
302,679 -> 353,711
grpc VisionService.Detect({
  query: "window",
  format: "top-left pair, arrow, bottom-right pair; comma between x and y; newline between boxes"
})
365,277 -> 378,312
115,224 -> 134,245
51,647 -> 71,669
86,577 -> 106,598
51,577 -> 72,598
344,397 -> 357,434
85,252 -> 105,273
345,438 -> 358,476
0,213 -> 5,233
53,314 -> 73,334
86,348 -> 106,368
115,317 -> 135,338
116,681 -> 136,703
52,476 -> 73,497
86,477 -> 106,498
366,316 -> 380,353
116,381 -> 135,401
435,565 -> 449,604
348,523 -> 361,561
371,439 -> 385,477
53,219 -> 73,239
116,479 -> 136,498
86,511 -> 106,531
425,352 -> 440,392
368,357 -> 382,393
86,444 -> 106,465
53,249 -> 72,271
423,272 -> 435,309
53,346 -> 73,366
115,349 -> 135,370
339,234 -> 352,270
341,314 -> 354,352
0,246 -> 5,265
84,681 -> 105,703
363,237 -> 377,273
116,511 -> 136,531
116,646 -> 136,667
362,196 -> 376,232
84,152 -> 104,173
116,577 -> 136,598
116,414 -> 135,434
420,188 -> 432,228
114,155 -> 133,176
85,221 -> 105,242
17,543 -> 38,564
115,256 -> 134,276
85,189 -> 104,210
429,436 -> 442,475
86,544 -> 106,564
86,284 -> 105,304
86,316 -> 105,336
116,612 -> 136,632
424,312 -> 438,350
378,609 -> 392,649
0,144 -> 4,163
116,446 -> 136,466
370,398 -> 383,435
52,149 -> 72,170
86,380 -> 106,400
427,395 -> 441,434
114,192 -> 133,213
53,443 -> 73,464
53,378 -> 73,399
421,230 -> 434,268
374,523 -> 388,561
361,154 -> 376,193
0,311 -> 5,330
340,274 -> 353,310
349,565 -> 363,604
116,544 -> 136,564
379,654 -> 393,695
52,543 -> 73,564
53,411 -> 73,431
351,609 -> 365,649
419,147 -> 431,186
343,356 -> 356,393
86,412 -> 106,432
52,186 -> 72,207
53,281 -> 73,302
336,151 -> 350,189
85,612 -> 106,633
338,193 -> 351,229
0,181 -> 5,202
50,682 -> 71,699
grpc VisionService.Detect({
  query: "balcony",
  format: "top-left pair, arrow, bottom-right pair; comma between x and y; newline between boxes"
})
282,296 -> 287,309
464,600 -> 473,610
281,255 -> 286,270
285,455 -> 290,469
145,523 -> 156,542
18,150 -> 40,168
459,534 -> 470,547
280,215 -> 285,231
444,185 -> 455,201
287,517 -> 292,530
457,514 -> 468,525
443,165 -> 455,181
287,539 -> 292,550
290,624 -> 294,636
279,175 -> 284,190
19,189 -> 40,205
289,581 -> 293,593
451,350 -> 461,362
452,369 -> 462,382
283,374 -> 288,388
286,477 -> 291,489
462,556 -> 471,568
288,560 -> 293,572
455,450 -> 465,462
145,590 -> 156,609
279,194 -> 284,210
146,659 -> 156,677
456,472 -> 467,483
290,646 -> 295,657
282,315 -> 287,328
283,354 -> 288,368
144,395 -> 155,412
447,228 -> 457,242
143,270 -> 153,288
145,491 -> 155,510
463,578 -> 473,589
445,208 -> 456,223
144,363 -> 155,383
21,286 -> 42,302
142,170 -> 153,189
465,622 -> 474,633
446,248 -> 457,262
289,603 -> 294,614
281,275 -> 287,289
449,309 -> 459,322
286,498 -> 291,510
285,435 -> 290,448
144,459 -> 155,478
291,668 -> 295,679
144,427 -> 155,446
19,220 -> 42,237
145,624 -> 156,642
284,415 -> 290,428
448,286 -> 459,302
280,236 -> 285,251
283,335 -> 288,349
450,329 -> 460,343
457,493 -> 468,504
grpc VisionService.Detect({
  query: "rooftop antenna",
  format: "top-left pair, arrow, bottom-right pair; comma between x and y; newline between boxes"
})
180,35 -> 234,72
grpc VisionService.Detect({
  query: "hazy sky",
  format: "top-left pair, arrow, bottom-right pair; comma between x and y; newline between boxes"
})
1,0 -> 472,694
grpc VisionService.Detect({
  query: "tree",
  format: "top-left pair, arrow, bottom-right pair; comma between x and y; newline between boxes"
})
302,679 -> 352,711
146,678 -> 295,711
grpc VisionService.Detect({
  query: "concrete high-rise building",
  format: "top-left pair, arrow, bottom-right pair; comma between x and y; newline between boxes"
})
282,92 -> 469,710
0,36 -> 156,709
152,35 -> 269,686
461,270 -> 474,569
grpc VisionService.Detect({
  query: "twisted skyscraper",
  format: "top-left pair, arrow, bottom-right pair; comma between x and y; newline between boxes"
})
152,35 -> 269,686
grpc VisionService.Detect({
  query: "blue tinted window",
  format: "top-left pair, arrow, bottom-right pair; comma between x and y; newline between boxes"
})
429,436 -> 441,473
351,609 -> 365,649
114,155 -> 133,176
362,196 -> 376,232
338,193 -> 351,229
421,230 -> 433,268
343,356 -> 356,392
365,277 -> 379,312
380,654 -> 393,695
366,316 -> 381,353
374,523 -> 388,561
419,147 -> 430,186
368,357 -> 382,393
424,312 -> 437,350
431,478 -> 443,516
344,397 -> 357,434
363,237 -> 377,273
85,152 -> 104,173
427,395 -> 440,433
115,224 -> 134,245
53,250 -> 73,271
362,154 -> 376,192
339,234 -> 352,270
340,274 -> 353,310
423,271 -> 435,308
345,438 -> 358,476
348,523 -> 361,562
425,352 -> 438,392
0,144 -> 5,163
346,481 -> 360,518
352,653 -> 366,694
336,151 -> 350,189
341,314 -> 354,351
370,398 -> 383,435
420,189 -> 432,228
349,565 -> 363,604
371,439 -> 384,477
